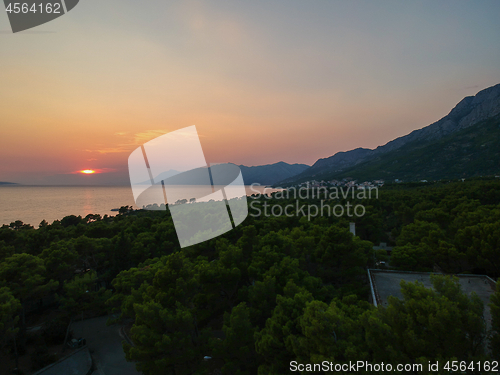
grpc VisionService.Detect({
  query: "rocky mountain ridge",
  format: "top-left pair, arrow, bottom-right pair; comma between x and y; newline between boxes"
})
285,83 -> 500,182
239,161 -> 309,185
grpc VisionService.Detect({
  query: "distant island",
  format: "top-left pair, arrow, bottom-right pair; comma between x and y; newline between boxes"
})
0,182 -> 18,185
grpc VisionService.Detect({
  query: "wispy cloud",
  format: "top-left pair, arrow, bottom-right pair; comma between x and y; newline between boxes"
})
86,147 -> 131,154
452,85 -> 480,92
85,129 -> 172,154
133,129 -> 170,145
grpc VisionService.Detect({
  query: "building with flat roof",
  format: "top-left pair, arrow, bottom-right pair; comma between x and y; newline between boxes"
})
368,269 -> 497,331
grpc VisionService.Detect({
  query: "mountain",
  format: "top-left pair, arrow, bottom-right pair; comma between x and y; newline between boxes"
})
137,170 -> 180,185
280,83 -> 500,184
135,162 -> 309,186
318,115 -> 500,182
239,162 -> 310,185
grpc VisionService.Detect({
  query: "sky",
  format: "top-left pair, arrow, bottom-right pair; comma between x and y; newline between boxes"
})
1,0 -> 500,185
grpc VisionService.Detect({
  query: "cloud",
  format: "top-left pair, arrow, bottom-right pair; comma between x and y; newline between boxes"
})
178,0 -> 246,45
457,85 -> 480,91
86,147 -> 131,154
85,129 -> 194,155
133,129 -> 171,145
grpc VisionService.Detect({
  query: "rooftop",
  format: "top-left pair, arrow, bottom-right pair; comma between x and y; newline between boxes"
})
368,269 -> 497,331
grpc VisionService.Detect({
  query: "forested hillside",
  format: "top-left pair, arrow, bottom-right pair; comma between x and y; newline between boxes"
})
1,179 -> 500,374
280,83 -> 500,185
301,116 -> 500,183
239,161 -> 310,185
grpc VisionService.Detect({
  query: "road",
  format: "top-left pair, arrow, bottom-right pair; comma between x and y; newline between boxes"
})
71,315 -> 141,375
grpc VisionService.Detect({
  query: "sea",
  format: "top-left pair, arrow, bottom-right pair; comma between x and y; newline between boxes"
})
0,185 -> 276,227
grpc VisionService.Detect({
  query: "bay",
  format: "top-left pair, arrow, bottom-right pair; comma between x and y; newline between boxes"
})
0,185 -> 275,226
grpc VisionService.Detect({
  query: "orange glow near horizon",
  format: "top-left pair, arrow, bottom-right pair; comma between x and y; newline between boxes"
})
2,1 -> 498,187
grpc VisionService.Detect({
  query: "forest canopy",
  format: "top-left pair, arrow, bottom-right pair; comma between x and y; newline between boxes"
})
1,178 -> 500,374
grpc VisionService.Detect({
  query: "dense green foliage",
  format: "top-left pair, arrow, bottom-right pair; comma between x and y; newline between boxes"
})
364,275 -> 486,368
0,178 -> 499,373
490,281 -> 500,361
0,286 -> 21,344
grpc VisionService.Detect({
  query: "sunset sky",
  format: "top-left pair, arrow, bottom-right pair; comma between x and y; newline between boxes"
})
1,0 -> 500,185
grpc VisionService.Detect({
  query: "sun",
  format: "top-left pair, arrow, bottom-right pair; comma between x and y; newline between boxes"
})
81,169 -> 96,174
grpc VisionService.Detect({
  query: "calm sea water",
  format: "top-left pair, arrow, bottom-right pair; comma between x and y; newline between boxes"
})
0,185 -> 274,227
